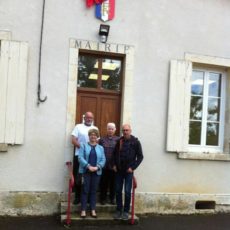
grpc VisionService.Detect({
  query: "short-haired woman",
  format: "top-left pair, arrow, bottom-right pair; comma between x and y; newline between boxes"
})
78,128 -> 106,218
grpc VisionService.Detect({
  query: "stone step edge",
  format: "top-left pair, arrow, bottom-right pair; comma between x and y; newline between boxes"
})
61,201 -> 116,206
60,207 -> 116,214
60,202 -> 130,214
60,201 -> 132,209
61,213 -> 139,225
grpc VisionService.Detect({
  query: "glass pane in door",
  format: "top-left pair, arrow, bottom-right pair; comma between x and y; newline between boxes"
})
101,59 -> 122,91
77,55 -> 98,88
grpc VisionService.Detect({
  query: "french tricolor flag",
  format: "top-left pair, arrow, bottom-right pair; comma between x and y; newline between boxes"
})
95,0 -> 115,22
86,0 -> 105,8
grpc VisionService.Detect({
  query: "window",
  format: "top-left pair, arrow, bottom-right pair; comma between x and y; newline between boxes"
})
167,55 -> 230,161
77,53 -> 122,92
189,68 -> 225,153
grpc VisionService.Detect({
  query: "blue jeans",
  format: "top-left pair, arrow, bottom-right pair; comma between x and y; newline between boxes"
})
115,171 -> 133,213
81,173 -> 100,211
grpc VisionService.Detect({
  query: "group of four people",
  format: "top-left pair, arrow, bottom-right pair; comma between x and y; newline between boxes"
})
71,111 -> 143,220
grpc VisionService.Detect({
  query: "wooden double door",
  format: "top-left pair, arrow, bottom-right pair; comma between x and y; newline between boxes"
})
76,89 -> 121,137
76,52 -> 123,137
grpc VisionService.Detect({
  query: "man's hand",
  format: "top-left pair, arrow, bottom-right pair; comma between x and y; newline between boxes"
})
113,165 -> 117,172
127,167 -> 133,173
71,136 -> 80,148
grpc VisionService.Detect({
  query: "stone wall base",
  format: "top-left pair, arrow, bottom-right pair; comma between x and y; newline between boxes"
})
135,192 -> 230,214
0,192 -> 60,216
0,191 -> 230,216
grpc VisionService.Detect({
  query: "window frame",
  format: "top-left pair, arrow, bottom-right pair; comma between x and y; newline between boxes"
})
167,53 -> 230,161
77,51 -> 124,93
188,66 -> 226,154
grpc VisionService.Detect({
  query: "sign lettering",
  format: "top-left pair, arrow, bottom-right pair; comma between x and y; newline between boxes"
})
75,40 -> 131,54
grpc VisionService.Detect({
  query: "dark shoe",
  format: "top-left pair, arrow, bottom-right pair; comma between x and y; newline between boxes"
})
122,212 -> 129,220
113,211 -> 122,220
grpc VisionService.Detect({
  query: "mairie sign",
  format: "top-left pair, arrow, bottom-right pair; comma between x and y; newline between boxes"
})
95,0 -> 115,22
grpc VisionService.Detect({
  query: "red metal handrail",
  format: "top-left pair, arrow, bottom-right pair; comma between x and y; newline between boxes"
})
130,176 -> 137,225
65,161 -> 74,227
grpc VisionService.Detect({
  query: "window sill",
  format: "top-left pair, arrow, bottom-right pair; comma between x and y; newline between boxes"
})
178,152 -> 230,161
0,143 -> 8,152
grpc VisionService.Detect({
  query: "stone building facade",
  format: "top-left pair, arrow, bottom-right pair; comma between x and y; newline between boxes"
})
0,0 -> 230,215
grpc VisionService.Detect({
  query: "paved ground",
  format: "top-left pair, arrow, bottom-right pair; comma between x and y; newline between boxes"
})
0,214 -> 230,230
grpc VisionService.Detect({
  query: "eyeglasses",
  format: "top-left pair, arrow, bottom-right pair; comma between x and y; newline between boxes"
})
122,129 -> 130,132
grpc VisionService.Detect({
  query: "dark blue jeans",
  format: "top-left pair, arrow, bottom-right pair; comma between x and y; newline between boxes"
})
115,171 -> 133,213
100,169 -> 115,202
81,173 -> 100,211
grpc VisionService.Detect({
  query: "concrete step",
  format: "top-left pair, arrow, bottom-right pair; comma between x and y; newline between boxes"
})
60,193 -> 139,226
60,201 -> 116,214
60,192 -> 75,202
61,192 -> 109,202
61,212 -> 139,226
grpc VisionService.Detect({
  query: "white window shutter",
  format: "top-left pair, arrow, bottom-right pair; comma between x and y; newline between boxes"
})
0,40 -> 29,144
0,41 -> 9,142
167,60 -> 192,152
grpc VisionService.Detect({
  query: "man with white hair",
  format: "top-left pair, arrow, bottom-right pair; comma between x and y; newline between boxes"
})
99,122 -> 119,205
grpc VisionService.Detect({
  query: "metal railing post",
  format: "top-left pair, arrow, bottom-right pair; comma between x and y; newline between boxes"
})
64,161 -> 74,228
130,175 -> 137,225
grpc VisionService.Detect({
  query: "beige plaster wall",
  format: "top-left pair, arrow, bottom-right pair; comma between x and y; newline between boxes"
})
0,0 -> 230,215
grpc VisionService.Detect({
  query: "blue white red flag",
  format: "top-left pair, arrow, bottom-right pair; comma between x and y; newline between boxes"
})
95,0 -> 115,22
86,0 -> 105,8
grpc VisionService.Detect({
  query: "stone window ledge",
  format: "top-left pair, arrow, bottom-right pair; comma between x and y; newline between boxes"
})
0,144 -> 8,152
178,152 -> 230,161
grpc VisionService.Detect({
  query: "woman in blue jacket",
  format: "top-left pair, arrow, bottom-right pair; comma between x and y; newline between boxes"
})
78,128 -> 105,218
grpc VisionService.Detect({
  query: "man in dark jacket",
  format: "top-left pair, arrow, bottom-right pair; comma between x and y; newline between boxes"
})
113,124 -> 143,220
